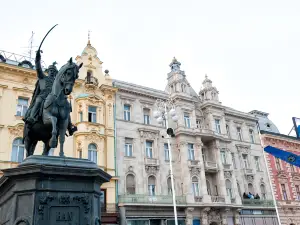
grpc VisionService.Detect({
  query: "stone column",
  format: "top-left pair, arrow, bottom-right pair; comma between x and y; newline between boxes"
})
230,172 -> 241,205
196,139 -> 209,203
234,209 -> 241,225
221,208 -> 230,225
180,142 -> 192,202
185,207 -> 194,225
119,206 -> 126,225
200,207 -> 210,225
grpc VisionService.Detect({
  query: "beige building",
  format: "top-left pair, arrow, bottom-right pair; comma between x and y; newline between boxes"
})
0,41 -> 118,224
114,58 -> 279,225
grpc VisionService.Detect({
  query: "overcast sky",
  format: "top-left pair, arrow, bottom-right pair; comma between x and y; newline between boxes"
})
1,0 -> 299,135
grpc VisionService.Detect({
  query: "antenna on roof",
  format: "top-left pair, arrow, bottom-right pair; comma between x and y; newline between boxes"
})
20,31 -> 38,59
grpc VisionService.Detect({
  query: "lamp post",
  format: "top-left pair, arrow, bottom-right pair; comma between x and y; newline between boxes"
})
153,98 -> 179,225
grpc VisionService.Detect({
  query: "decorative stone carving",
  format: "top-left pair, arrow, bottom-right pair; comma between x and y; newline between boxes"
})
128,166 -> 134,172
8,123 -> 24,137
38,195 -> 55,217
224,171 -> 232,178
145,165 -> 159,174
207,208 -> 222,224
236,144 -> 251,154
189,167 -> 201,176
246,175 -> 254,182
86,132 -> 103,142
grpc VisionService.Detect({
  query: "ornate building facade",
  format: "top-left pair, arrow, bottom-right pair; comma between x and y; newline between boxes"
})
253,110 -> 300,225
0,41 -> 118,224
114,58 -> 279,225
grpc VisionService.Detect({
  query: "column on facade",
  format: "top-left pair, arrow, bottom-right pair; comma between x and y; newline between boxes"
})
139,131 -> 147,195
180,142 -> 192,202
234,209 -> 241,225
185,207 -> 194,225
119,206 -> 126,225
230,172 -> 241,205
196,138 -> 209,202
208,112 -> 214,131
215,141 -> 227,202
200,208 -> 210,225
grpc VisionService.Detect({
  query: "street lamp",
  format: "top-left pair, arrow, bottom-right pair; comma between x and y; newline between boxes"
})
153,98 -> 179,225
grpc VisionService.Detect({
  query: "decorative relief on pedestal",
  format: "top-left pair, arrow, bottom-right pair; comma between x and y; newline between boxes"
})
73,195 -> 90,214
8,123 -> 24,137
13,217 -> 30,225
38,195 -> 55,217
59,195 -> 71,205
145,165 -> 160,174
224,171 -> 232,178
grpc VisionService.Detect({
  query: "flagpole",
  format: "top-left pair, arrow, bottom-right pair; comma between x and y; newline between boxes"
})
259,130 -> 282,225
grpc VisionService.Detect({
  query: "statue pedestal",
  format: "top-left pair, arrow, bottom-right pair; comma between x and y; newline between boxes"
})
0,155 -> 111,225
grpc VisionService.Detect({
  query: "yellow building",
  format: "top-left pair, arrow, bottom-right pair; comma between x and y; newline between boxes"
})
0,41 -> 118,224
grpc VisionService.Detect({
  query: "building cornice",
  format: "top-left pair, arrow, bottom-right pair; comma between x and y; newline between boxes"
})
0,62 -> 37,77
12,86 -> 33,93
261,130 -> 300,144
99,84 -> 118,93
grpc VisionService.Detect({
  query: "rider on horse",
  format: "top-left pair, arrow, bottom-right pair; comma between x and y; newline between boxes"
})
24,50 -> 75,136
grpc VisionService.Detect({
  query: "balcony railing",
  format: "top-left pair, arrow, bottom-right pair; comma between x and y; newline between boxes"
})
101,203 -> 118,213
144,158 -> 159,165
223,164 -> 232,171
188,160 -> 200,166
119,194 -> 186,204
211,196 -> 226,203
242,199 -> 274,207
85,76 -> 99,86
244,168 -> 254,175
204,161 -> 218,171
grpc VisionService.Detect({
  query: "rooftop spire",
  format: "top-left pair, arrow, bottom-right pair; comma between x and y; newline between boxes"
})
87,30 -> 91,45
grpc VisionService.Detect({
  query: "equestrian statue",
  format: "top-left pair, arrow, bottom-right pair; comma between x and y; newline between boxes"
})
23,24 -> 83,157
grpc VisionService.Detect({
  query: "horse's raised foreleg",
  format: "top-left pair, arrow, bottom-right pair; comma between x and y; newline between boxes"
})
58,119 -> 68,157
49,116 -> 58,148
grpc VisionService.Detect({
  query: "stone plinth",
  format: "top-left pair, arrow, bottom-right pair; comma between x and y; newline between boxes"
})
0,155 -> 112,225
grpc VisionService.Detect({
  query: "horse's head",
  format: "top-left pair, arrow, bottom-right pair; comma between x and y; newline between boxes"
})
55,58 -> 83,95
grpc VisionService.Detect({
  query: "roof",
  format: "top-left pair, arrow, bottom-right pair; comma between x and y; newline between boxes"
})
249,110 -> 280,133
0,50 -> 47,70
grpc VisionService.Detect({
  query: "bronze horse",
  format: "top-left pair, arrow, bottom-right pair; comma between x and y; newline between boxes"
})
23,58 -> 83,157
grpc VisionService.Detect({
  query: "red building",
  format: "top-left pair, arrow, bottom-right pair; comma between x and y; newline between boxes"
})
251,110 -> 300,225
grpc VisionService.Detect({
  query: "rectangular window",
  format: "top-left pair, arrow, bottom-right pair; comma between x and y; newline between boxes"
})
192,183 -> 199,196
237,127 -> 243,141
242,154 -> 249,169
255,156 -> 261,171
148,184 -> 155,196
281,184 -> 288,200
145,141 -> 153,158
143,108 -> 150,125
295,185 -> 300,200
231,153 -> 236,169
79,111 -> 83,122
124,105 -> 131,121
226,124 -> 230,137
164,143 -> 170,161
275,158 -> 281,170
125,138 -> 133,157
196,119 -> 201,128
249,129 -> 255,143
88,106 -> 97,123
16,97 -> 28,117
215,119 -> 221,134
188,143 -> 195,160
184,113 -> 191,128
220,150 -> 227,164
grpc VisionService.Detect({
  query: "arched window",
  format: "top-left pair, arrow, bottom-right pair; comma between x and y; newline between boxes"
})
11,138 -> 25,162
148,176 -> 156,196
206,180 -> 211,195
88,143 -> 97,163
260,184 -> 266,199
225,179 -> 233,198
192,176 -> 199,196
248,183 -> 254,194
126,174 -> 135,194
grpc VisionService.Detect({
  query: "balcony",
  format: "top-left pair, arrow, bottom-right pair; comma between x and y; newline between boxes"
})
211,196 -> 226,203
118,194 -> 186,205
85,75 -> 99,86
144,158 -> 160,174
223,163 -> 232,171
244,168 -> 254,175
188,160 -> 201,173
242,199 -> 274,207
204,161 -> 218,172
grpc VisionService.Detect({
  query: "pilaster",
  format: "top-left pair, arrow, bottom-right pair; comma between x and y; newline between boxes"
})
196,139 -> 209,202
185,207 -> 194,225
215,141 -> 227,201
200,207 -> 210,225
234,209 -> 241,225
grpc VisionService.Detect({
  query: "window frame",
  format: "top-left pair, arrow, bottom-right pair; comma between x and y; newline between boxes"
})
215,119 -> 221,134
143,108 -> 150,125
237,127 -> 243,141
88,143 -> 97,163
124,104 -> 131,121
184,113 -> 191,128
192,176 -> 200,196
249,129 -> 255,143
145,141 -> 153,158
188,143 -> 195,160
11,138 -> 25,163
88,106 -> 97,123
125,138 -> 133,157
16,97 -> 29,117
